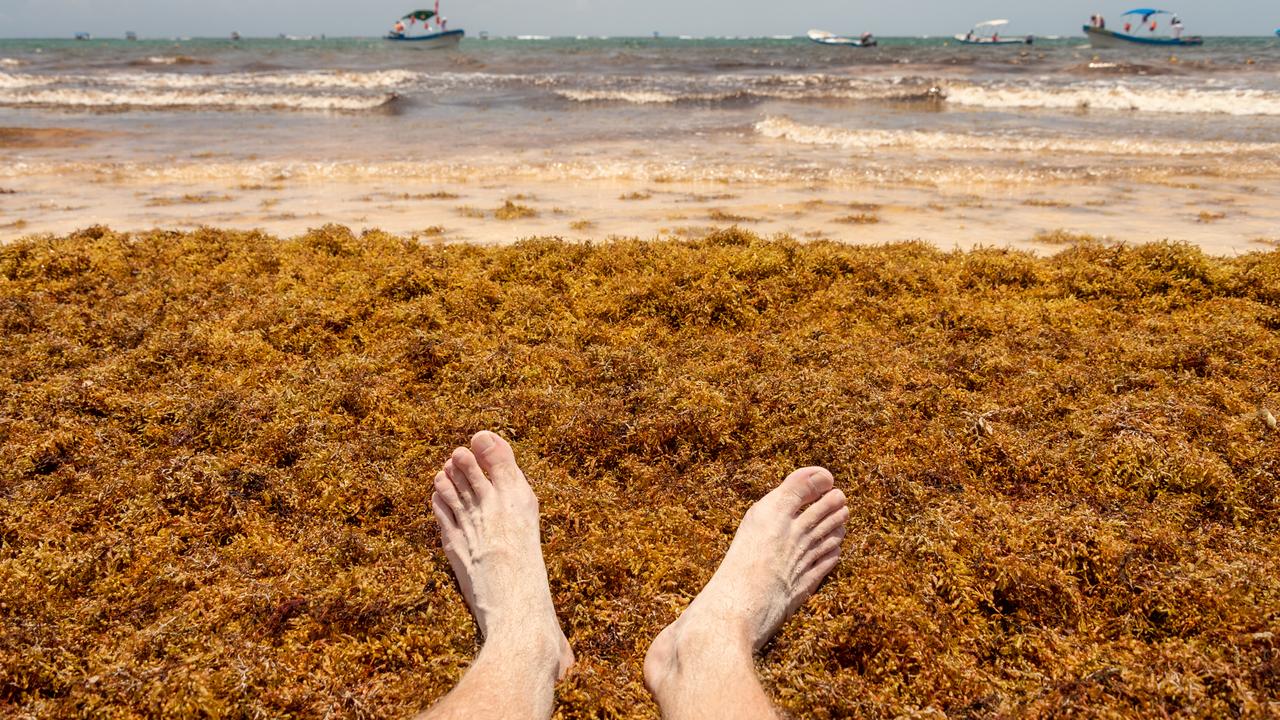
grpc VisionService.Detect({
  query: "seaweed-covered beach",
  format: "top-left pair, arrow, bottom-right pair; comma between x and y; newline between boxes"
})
2,227 -> 1277,718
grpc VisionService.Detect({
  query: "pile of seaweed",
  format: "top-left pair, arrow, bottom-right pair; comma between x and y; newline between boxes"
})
2,226 -> 1278,718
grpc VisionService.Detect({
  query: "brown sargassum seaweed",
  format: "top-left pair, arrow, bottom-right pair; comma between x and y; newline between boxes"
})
1,226 -> 1278,718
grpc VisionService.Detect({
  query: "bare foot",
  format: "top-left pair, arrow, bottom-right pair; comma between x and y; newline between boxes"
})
643,466 -> 847,698
431,431 -> 574,678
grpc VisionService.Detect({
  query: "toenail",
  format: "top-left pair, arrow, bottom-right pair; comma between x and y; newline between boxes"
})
471,431 -> 497,453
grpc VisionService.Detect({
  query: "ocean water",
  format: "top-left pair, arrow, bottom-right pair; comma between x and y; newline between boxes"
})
2,36 -> 1280,185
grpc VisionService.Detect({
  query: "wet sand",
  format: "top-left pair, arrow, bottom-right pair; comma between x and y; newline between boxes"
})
2,142 -> 1277,254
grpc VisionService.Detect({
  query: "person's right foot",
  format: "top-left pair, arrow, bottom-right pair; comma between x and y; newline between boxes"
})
643,467 -> 848,693
431,431 -> 574,679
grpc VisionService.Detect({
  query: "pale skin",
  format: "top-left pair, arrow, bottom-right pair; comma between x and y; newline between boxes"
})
418,431 -> 849,720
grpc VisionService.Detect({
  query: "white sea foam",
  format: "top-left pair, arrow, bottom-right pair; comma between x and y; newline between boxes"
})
944,83 -> 1280,116
141,56 -> 206,65
556,89 -> 684,104
0,58 -> 22,67
0,88 -> 396,111
555,76 -> 937,105
754,116 -> 1280,157
0,72 -> 47,89
0,68 -> 426,92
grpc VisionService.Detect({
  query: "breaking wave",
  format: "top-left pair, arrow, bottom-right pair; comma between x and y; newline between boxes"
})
555,74 -> 940,105
754,116 -> 1280,157
943,83 -> 1280,116
0,69 -> 414,111
134,56 -> 213,66
0,88 -> 397,111
557,89 -> 683,104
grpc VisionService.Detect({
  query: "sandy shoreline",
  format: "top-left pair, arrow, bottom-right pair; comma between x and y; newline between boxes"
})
3,160 -> 1278,255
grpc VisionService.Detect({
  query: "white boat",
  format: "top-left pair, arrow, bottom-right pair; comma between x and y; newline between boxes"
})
955,19 -> 1034,45
386,8 -> 464,47
807,29 -> 876,47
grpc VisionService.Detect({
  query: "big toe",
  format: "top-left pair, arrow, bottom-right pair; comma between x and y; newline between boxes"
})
470,430 -> 523,487
772,466 -> 834,513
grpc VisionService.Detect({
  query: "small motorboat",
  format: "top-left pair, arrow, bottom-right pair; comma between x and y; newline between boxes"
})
955,20 -> 1033,45
125,31 -> 138,41
74,32 -> 92,40
386,8 -> 464,47
807,29 -> 877,47
1084,9 -> 1203,48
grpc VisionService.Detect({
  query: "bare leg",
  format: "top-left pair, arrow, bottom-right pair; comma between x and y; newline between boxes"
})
417,431 -> 574,720
643,467 -> 848,720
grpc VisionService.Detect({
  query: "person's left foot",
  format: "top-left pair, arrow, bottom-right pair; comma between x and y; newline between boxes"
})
643,466 -> 847,697
431,431 -> 574,678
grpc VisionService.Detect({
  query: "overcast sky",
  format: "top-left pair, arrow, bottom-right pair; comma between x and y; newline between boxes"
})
0,1 -> 1274,38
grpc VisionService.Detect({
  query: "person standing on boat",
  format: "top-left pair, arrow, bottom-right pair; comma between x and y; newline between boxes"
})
1097,14 -> 1105,29
1171,16 -> 1184,39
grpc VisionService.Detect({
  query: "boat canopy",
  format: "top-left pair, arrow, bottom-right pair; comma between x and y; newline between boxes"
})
974,19 -> 1009,28
401,10 -> 436,21
1121,8 -> 1172,21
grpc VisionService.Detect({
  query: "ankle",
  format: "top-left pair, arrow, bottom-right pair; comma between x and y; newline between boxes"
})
475,630 -> 559,676
647,613 -> 754,688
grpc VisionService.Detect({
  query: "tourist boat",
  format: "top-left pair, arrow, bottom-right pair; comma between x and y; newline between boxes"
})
125,31 -> 138,41
386,7 -> 464,47
1084,9 -> 1203,47
74,32 -> 92,40
955,20 -> 1033,45
807,29 -> 877,47
231,31 -> 242,41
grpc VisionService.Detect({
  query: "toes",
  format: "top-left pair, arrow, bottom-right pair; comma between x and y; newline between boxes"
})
771,466 -> 835,514
470,431 -> 524,488
451,447 -> 493,500
805,505 -> 850,545
798,488 -> 847,533
434,471 -> 464,514
806,528 -> 846,562
797,544 -> 842,597
443,458 -> 475,502
431,491 -> 461,538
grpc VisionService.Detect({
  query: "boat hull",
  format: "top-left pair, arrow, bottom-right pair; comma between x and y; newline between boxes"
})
807,30 -> 875,47
385,29 -> 464,48
954,35 -> 1033,45
1083,26 -> 1203,48
809,37 -> 875,47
